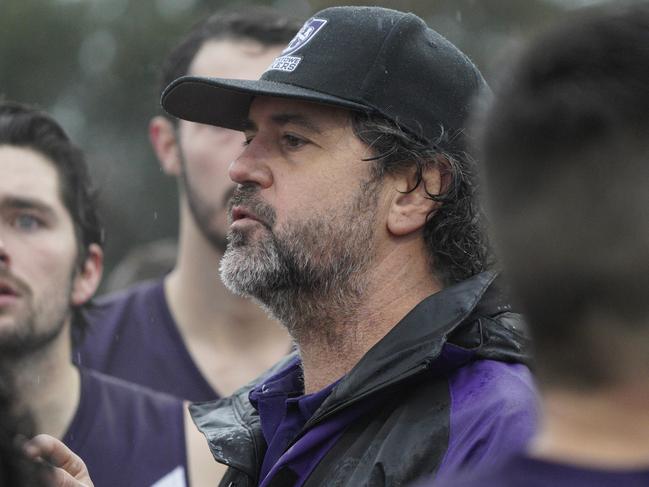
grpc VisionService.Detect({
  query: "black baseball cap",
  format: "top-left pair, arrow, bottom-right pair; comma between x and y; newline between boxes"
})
161,6 -> 488,150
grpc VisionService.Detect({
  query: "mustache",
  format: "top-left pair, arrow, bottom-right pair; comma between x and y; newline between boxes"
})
228,184 -> 277,228
0,270 -> 30,297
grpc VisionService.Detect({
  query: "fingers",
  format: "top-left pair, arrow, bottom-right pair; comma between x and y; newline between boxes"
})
50,467 -> 94,487
24,434 -> 94,487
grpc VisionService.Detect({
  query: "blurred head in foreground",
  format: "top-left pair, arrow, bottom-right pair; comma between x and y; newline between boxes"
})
477,2 -> 649,391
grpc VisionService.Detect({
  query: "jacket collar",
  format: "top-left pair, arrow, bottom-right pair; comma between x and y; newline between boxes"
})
312,270 -> 520,421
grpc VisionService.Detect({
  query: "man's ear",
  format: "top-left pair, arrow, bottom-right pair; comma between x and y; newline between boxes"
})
386,157 -> 449,237
71,243 -> 103,307
149,116 -> 181,176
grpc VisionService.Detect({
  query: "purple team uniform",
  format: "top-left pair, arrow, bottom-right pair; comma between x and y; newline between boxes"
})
74,279 -> 218,402
65,367 -> 188,487
430,454 -> 649,487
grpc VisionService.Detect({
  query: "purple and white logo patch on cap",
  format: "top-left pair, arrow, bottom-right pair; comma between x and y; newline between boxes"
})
282,18 -> 327,56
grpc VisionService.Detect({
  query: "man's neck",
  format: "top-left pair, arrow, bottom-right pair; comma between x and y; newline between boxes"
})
531,384 -> 649,469
11,327 -> 80,440
296,246 -> 442,394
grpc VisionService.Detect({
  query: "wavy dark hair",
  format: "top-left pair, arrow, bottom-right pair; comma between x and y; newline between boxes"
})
351,111 -> 491,285
0,101 -> 103,339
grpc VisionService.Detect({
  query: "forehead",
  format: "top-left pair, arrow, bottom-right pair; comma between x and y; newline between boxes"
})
247,96 -> 353,130
0,145 -> 63,208
190,39 -> 284,79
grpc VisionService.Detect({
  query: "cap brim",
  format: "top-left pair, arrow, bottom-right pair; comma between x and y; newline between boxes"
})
161,75 -> 371,131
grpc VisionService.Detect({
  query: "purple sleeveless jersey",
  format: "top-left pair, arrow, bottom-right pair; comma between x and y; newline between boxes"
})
74,279 -> 218,402
428,454 -> 649,487
64,367 -> 188,487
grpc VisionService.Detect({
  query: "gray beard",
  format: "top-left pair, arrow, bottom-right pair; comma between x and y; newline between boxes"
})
220,180 -> 379,344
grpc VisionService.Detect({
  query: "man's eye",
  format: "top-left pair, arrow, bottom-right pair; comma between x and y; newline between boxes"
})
13,214 -> 44,231
282,134 -> 307,149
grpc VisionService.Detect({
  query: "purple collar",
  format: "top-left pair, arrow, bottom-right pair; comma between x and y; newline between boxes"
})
249,356 -> 348,487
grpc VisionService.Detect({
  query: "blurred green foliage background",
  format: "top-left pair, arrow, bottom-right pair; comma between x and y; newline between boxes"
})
0,0 -> 612,281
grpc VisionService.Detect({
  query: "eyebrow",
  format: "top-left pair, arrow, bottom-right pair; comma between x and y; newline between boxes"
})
243,112 -> 324,134
0,196 -> 56,217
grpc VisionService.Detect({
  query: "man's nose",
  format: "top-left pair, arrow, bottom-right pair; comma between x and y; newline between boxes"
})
228,141 -> 273,189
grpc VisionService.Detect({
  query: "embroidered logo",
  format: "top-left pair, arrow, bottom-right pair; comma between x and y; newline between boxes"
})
282,18 -> 327,56
268,55 -> 302,73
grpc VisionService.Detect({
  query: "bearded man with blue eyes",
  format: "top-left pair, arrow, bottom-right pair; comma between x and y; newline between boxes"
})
0,101 -> 221,487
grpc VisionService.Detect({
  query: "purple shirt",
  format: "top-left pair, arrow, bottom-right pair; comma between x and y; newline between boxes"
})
64,367 -> 187,487
430,454 -> 649,487
74,279 -> 218,402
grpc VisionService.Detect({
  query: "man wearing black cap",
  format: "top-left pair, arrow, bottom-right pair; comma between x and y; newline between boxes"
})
161,6 -> 537,487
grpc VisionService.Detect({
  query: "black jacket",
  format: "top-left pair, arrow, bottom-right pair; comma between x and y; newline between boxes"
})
190,272 -> 535,487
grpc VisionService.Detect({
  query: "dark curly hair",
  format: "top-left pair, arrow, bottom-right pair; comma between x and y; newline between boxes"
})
351,111 -> 492,285
0,100 -> 103,339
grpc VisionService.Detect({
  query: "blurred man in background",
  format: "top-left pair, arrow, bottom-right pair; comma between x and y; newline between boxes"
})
76,7 -> 300,402
0,101 -> 221,487
162,6 -> 537,486
436,3 -> 649,486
